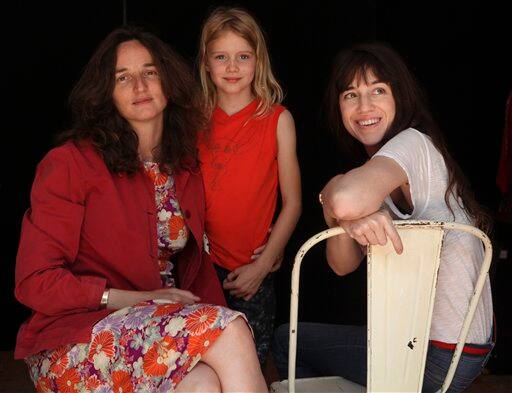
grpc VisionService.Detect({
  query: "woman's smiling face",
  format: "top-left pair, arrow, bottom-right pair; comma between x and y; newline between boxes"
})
339,69 -> 396,151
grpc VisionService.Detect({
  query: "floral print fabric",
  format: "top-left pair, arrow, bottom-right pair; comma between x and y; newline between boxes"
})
143,162 -> 188,287
27,300 -> 243,392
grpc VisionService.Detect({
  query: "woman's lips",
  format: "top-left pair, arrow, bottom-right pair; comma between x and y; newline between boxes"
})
133,97 -> 153,105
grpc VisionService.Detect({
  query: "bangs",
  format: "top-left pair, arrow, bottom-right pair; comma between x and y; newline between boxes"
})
336,51 -> 392,93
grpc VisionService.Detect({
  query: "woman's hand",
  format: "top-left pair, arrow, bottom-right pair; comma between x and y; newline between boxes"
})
223,261 -> 269,301
147,288 -> 200,304
339,209 -> 403,254
107,287 -> 200,309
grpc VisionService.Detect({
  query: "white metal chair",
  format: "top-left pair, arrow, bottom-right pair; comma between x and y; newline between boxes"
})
270,221 -> 492,393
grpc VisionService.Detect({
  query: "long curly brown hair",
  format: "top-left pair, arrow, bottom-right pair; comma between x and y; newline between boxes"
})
325,42 -> 491,233
59,26 -> 206,174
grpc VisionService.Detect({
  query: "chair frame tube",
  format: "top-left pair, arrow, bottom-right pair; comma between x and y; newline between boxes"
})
287,221 -> 492,393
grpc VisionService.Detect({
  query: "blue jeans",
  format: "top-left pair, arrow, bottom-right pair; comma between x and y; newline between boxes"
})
272,323 -> 494,393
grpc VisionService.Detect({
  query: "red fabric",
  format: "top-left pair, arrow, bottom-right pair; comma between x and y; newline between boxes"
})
496,91 -> 512,195
429,340 -> 491,355
198,100 -> 285,271
14,141 -> 225,359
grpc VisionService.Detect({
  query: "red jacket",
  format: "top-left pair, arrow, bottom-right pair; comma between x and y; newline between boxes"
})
14,141 -> 225,359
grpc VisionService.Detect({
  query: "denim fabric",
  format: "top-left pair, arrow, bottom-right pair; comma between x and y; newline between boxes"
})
422,342 -> 494,392
215,265 -> 276,366
273,323 -> 367,385
272,323 -> 493,392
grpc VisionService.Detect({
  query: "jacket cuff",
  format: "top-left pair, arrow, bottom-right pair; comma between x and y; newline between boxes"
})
81,276 -> 108,310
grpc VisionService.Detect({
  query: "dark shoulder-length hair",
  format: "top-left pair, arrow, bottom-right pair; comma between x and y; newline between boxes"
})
325,42 -> 490,232
59,26 -> 206,174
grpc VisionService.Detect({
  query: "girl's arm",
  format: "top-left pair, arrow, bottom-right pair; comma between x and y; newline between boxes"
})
257,110 -> 302,267
224,110 -> 302,300
321,156 -> 407,274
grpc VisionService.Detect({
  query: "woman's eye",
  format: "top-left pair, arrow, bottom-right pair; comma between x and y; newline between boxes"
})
215,55 -> 226,61
240,54 -> 251,60
116,75 -> 129,83
344,92 -> 357,100
374,87 -> 386,95
144,70 -> 158,77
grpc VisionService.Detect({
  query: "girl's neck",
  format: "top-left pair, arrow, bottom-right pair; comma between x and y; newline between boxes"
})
217,91 -> 254,116
132,119 -> 163,161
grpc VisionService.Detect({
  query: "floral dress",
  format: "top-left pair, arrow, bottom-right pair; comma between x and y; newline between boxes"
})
26,163 -> 243,392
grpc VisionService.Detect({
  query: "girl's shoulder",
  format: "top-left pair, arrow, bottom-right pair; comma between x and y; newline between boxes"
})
271,103 -> 287,117
262,104 -> 288,127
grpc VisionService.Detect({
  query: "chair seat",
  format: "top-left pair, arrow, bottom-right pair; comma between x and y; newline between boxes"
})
270,376 -> 365,393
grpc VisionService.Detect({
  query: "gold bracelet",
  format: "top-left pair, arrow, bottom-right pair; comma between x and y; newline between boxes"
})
100,289 -> 110,309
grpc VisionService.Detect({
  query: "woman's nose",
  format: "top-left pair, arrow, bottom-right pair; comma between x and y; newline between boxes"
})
132,75 -> 148,92
358,94 -> 373,112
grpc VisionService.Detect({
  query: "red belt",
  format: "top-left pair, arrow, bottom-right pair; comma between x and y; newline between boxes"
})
430,340 -> 491,355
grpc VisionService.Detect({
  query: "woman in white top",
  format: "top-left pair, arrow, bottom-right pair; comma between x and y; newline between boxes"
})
272,42 -> 493,392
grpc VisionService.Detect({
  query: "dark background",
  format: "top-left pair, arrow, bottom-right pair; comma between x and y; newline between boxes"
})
3,0 -> 511,373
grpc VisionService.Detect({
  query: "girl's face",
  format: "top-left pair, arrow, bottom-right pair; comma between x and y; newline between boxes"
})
112,40 -> 167,128
206,30 -> 256,100
339,70 -> 396,152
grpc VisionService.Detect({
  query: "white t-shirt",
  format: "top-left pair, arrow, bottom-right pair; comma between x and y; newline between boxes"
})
373,128 -> 493,344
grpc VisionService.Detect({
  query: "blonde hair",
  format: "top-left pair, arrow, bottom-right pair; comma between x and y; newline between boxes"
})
198,7 -> 283,117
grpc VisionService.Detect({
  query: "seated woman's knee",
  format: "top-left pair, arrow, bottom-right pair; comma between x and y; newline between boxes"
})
224,316 -> 252,339
176,363 -> 221,393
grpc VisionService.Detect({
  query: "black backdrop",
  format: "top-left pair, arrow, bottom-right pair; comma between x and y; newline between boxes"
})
4,0 -> 511,373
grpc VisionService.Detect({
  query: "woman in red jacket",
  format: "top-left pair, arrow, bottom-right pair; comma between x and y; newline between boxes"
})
15,27 -> 267,392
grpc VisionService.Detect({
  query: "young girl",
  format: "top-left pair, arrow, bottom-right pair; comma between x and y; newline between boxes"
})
197,7 -> 302,365
273,42 -> 493,392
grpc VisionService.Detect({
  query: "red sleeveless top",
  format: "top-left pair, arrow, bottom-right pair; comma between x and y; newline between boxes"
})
198,100 -> 285,271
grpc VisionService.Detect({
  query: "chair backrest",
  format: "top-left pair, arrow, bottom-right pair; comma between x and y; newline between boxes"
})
367,224 -> 443,392
287,221 -> 492,393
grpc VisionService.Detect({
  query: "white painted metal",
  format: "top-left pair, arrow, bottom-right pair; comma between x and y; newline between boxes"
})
367,225 -> 443,392
436,222 -> 492,393
269,221 -> 492,393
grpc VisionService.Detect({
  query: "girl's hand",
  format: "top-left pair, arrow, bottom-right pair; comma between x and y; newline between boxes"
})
339,210 -> 403,254
252,243 -> 284,272
251,226 -> 284,272
223,262 -> 269,301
